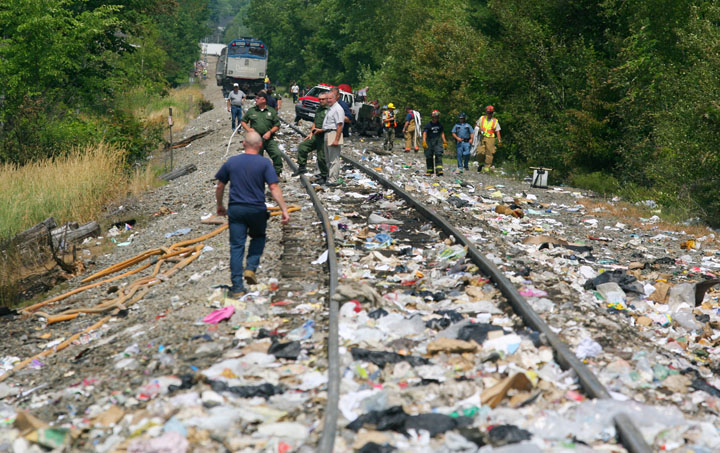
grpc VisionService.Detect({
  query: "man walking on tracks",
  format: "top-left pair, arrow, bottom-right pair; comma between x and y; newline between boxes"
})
323,88 -> 345,185
451,112 -> 474,172
215,131 -> 290,298
402,106 -> 421,152
227,83 -> 246,132
241,93 -> 284,177
382,103 -> 397,151
291,82 -> 299,103
422,110 -> 448,176
293,92 -> 329,184
475,105 -> 502,172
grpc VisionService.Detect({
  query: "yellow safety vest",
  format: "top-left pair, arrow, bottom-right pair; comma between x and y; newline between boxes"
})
383,111 -> 396,128
480,116 -> 498,138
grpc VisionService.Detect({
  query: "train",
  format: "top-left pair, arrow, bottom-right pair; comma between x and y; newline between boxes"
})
216,38 -> 268,97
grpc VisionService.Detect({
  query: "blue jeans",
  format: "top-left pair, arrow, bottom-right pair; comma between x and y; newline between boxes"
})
228,204 -> 268,292
456,141 -> 470,169
231,105 -> 243,131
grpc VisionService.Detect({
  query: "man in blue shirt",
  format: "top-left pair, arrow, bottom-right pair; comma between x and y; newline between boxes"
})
215,131 -> 290,297
451,112 -> 474,172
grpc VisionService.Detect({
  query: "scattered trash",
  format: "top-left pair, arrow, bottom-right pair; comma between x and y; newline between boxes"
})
165,227 -> 192,238
576,337 -> 603,360
3,113 -> 719,453
202,306 -> 235,324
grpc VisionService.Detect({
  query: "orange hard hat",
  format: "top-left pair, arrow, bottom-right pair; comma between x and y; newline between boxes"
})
485,105 -> 495,113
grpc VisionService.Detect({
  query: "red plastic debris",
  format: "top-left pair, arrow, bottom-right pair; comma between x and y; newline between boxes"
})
349,300 -> 362,313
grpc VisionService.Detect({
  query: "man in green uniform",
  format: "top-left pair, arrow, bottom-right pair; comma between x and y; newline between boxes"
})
241,94 -> 283,176
292,92 -> 329,183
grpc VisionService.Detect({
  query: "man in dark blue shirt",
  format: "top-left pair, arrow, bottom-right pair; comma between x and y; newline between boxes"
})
215,131 -> 290,297
422,110 -> 448,176
337,97 -> 354,137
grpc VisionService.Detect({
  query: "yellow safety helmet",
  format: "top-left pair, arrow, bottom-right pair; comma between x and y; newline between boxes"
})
388,103 -> 395,109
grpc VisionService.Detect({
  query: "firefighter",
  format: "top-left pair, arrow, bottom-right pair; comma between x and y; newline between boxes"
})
475,105 -> 502,172
422,110 -> 448,176
382,103 -> 397,151
451,112 -> 474,172
293,92 -> 329,184
402,106 -> 420,153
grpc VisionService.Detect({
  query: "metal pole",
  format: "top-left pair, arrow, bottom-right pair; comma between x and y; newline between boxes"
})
168,107 -> 174,170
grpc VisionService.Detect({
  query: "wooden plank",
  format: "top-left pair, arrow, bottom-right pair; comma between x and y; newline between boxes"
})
161,164 -> 197,181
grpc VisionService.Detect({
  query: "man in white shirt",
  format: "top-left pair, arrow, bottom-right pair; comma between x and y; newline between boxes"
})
226,83 -> 246,131
322,88 -> 345,185
291,82 -> 299,103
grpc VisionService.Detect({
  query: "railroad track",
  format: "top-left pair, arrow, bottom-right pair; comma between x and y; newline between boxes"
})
0,116 -> 653,451
276,118 -> 650,452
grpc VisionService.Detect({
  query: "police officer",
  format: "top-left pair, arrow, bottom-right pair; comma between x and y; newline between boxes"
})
451,112 -> 474,172
293,92 -> 329,184
382,103 -> 397,151
475,105 -> 502,172
241,93 -> 283,177
422,110 -> 447,176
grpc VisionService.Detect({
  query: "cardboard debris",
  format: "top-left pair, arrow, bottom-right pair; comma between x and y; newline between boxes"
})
426,338 -> 478,355
481,373 -> 533,409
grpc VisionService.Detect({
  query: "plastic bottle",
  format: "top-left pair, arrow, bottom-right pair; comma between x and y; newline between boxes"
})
286,320 -> 315,341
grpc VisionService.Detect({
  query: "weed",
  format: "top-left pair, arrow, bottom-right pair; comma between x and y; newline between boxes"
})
569,171 -> 620,196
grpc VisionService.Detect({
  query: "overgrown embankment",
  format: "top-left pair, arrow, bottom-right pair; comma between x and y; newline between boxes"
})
0,85 -> 209,307
0,86 -> 207,242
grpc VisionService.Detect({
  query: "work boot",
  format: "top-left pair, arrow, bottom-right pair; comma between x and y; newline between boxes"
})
292,166 -> 306,177
316,176 -> 327,185
243,270 -> 258,285
228,289 -> 245,299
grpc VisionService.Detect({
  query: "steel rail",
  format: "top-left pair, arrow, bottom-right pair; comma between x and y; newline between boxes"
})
341,154 -> 652,453
276,119 -> 340,453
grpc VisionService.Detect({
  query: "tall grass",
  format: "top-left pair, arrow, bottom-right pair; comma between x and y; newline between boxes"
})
0,143 -> 127,240
126,86 -> 206,139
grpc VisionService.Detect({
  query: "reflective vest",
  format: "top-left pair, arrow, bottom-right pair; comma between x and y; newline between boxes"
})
479,115 -> 498,138
383,111 -> 396,128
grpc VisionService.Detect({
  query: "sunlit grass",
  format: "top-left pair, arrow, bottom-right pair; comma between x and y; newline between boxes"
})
138,86 -> 205,139
0,143 -> 128,240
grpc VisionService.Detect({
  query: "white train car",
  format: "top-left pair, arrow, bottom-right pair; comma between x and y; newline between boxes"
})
216,38 -> 268,97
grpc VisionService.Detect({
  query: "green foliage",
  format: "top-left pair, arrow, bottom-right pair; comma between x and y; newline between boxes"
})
0,0 -> 208,166
220,0 -> 251,40
569,171 -> 620,196
156,0 -> 210,84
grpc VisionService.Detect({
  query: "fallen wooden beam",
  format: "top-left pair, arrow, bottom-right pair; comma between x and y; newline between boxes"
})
165,130 -> 213,149
161,164 -> 197,181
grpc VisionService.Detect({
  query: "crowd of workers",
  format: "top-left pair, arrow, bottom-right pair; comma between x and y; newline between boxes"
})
217,80 -> 504,298
376,103 -> 502,176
